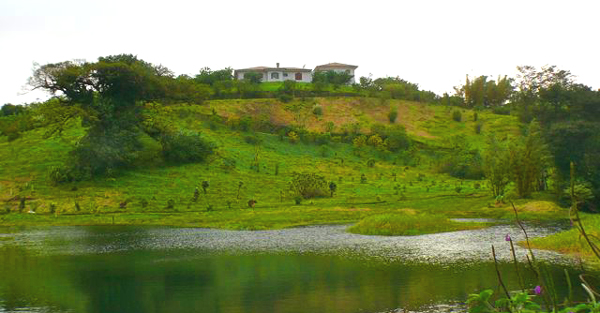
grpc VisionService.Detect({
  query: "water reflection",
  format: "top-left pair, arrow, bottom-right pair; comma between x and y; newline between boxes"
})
0,225 -> 590,313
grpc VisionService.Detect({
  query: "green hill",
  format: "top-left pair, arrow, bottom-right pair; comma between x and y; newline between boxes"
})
0,97 -> 562,229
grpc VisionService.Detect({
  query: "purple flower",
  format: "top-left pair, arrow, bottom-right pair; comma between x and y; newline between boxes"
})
505,234 -> 511,242
534,285 -> 542,295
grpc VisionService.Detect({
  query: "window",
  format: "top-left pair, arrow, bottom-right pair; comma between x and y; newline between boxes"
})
271,72 -> 279,79
283,73 -> 288,77
295,72 -> 302,80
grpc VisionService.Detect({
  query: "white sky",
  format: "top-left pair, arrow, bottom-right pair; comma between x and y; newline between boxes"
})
1,0 -> 598,105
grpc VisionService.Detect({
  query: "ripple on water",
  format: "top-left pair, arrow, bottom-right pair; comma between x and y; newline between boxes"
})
1,222 -> 573,266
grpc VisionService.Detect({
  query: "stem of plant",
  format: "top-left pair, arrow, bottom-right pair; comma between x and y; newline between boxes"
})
492,245 -> 512,307
508,238 -> 525,292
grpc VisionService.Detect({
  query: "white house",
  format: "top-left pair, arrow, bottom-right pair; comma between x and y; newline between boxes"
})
314,62 -> 358,84
234,63 -> 312,83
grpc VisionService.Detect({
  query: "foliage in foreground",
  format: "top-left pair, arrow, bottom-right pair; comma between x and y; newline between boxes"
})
468,167 -> 600,313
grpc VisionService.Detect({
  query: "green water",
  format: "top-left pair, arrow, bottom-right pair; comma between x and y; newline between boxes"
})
0,226 -> 589,313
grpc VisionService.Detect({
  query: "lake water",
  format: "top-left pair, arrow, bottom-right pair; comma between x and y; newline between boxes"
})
0,223 -> 591,313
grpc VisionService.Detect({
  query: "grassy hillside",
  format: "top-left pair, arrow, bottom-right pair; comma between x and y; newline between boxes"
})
202,97 -> 520,147
0,97 -> 564,230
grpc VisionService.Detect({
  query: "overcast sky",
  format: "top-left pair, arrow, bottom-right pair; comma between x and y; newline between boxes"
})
1,0 -> 598,105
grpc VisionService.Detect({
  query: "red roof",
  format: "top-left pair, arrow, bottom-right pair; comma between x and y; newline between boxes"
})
314,62 -> 358,70
235,66 -> 311,72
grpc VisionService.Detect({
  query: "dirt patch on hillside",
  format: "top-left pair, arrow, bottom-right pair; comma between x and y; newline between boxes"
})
207,98 -> 439,139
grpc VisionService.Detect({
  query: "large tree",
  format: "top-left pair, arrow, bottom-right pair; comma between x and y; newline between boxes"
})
460,75 -> 513,108
511,65 -> 600,209
29,54 -> 175,179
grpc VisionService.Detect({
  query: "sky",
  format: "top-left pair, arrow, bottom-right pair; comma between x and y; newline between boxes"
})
1,0 -> 598,105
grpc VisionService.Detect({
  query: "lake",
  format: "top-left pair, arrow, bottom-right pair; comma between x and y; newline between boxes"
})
0,223 -> 590,312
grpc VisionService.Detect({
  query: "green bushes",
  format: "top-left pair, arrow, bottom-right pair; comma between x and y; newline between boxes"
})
278,94 -> 293,103
312,105 -> 323,116
289,172 -> 329,199
452,110 -> 462,122
383,125 -> 411,152
437,135 -> 484,179
388,107 -> 398,123
160,132 -> 214,163
244,134 -> 262,145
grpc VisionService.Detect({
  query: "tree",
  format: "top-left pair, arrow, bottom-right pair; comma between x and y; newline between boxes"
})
194,67 -> 233,86
461,75 -> 513,108
312,70 -> 352,89
0,104 -> 26,116
28,54 -> 179,179
512,65 -> 574,123
243,72 -> 263,85
289,172 -> 329,199
438,135 -> 484,179
546,120 -> 600,210
508,121 -> 550,198
483,135 -> 511,197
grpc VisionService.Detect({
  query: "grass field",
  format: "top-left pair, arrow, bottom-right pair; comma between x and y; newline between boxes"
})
347,212 -> 486,236
528,213 -> 600,262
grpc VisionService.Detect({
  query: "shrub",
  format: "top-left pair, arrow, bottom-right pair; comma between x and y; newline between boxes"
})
61,127 -> 143,180
353,135 -> 367,148
289,172 -> 328,199
312,105 -> 323,116
437,136 -> 484,179
366,159 -> 376,167
318,145 -> 331,157
49,166 -> 74,184
7,131 -> 20,142
278,94 -> 293,103
367,134 -> 384,148
360,174 -> 367,184
325,121 -> 335,133
315,132 -> 331,145
388,108 -> 398,123
287,131 -> 299,144
492,106 -> 511,115
48,165 -> 90,184
294,196 -> 303,205
385,125 -> 412,152
452,110 -> 462,122
236,116 -> 253,132
161,132 -> 214,164
329,182 -> 337,197
244,134 -> 262,145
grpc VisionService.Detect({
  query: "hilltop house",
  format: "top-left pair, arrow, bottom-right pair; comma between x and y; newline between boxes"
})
234,62 -> 358,84
234,63 -> 312,83
314,63 -> 358,84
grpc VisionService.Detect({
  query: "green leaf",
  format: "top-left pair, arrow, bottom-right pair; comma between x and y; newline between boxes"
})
480,289 -> 494,302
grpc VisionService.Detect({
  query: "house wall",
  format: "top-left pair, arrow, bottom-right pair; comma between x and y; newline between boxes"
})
266,71 -> 312,83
